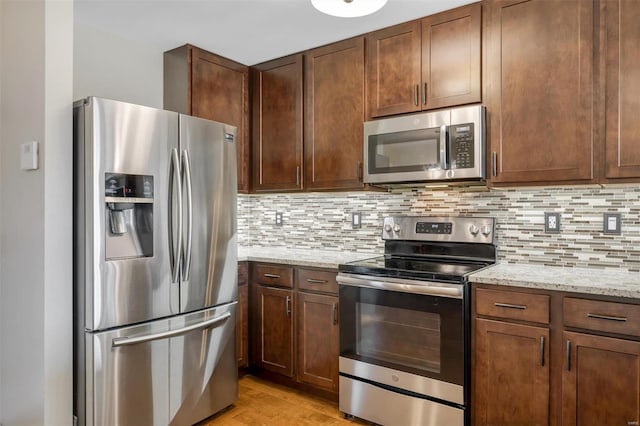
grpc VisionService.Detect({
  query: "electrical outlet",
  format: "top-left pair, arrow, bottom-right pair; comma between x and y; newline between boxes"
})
603,213 -> 621,235
544,212 -> 561,233
275,212 -> 283,226
352,212 -> 361,229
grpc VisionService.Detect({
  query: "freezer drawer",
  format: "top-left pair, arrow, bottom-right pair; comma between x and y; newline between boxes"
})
81,302 -> 237,426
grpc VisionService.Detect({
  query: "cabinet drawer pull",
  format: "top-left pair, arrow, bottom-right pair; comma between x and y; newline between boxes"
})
540,336 -> 545,366
587,313 -> 627,322
566,340 -> 571,371
307,278 -> 328,284
264,273 -> 281,279
332,303 -> 338,325
494,302 -> 527,310
286,296 -> 291,318
414,84 -> 419,106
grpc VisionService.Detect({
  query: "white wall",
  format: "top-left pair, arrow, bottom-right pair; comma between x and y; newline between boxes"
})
73,22 -> 163,108
0,1 -> 73,425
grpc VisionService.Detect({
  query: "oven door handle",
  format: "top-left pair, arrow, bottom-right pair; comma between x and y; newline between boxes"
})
337,274 -> 463,299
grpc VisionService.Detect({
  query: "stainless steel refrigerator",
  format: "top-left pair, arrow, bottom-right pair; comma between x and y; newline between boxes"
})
73,97 -> 238,426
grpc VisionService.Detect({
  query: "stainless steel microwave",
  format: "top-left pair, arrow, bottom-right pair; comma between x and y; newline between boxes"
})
363,105 -> 486,185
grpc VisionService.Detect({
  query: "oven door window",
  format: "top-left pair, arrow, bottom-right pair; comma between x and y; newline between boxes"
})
368,128 -> 443,174
340,285 -> 464,386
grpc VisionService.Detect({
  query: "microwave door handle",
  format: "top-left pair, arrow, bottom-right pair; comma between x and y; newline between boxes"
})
439,124 -> 449,170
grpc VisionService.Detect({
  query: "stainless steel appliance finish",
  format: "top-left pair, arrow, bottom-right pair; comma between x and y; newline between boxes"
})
340,376 -> 464,426
340,357 -> 463,405
363,104 -> 485,185
338,216 -> 496,426
74,97 -> 238,426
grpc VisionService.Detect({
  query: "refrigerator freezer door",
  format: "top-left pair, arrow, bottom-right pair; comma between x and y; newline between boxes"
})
169,302 -> 238,426
88,318 -> 171,426
178,115 -> 238,313
79,97 -> 180,331
86,302 -> 237,426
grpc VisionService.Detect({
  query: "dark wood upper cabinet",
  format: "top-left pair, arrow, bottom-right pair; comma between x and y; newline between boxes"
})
562,331 -> 640,426
422,2 -> 481,110
603,0 -> 640,180
163,44 -> 250,192
485,0 -> 594,184
367,21 -> 422,118
304,37 -> 365,190
252,54 -> 304,192
367,3 -> 481,119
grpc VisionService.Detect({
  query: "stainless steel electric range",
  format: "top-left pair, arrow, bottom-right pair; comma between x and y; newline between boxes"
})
337,216 -> 496,426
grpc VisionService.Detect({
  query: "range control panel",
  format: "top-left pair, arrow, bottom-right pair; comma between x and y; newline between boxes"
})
383,216 -> 495,244
416,222 -> 453,234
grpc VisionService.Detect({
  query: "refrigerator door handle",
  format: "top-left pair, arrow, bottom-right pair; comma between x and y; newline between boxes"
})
181,149 -> 193,281
168,147 -> 183,283
111,311 -> 232,347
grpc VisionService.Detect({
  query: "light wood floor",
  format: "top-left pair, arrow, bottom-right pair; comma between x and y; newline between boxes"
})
201,375 -> 369,425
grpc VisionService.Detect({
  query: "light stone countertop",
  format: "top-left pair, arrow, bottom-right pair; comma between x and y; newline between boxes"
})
238,246 -> 380,270
469,262 -> 640,299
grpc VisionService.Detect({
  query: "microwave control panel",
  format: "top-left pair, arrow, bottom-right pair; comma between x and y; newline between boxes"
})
450,123 -> 474,169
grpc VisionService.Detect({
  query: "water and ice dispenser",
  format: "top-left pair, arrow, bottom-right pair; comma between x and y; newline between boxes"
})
105,173 -> 154,260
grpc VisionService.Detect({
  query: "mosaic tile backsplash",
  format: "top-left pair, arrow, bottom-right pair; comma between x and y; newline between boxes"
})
238,185 -> 640,272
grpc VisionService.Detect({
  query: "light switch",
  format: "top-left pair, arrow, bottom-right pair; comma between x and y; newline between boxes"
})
20,141 -> 39,170
352,212 -> 361,229
603,213 -> 621,235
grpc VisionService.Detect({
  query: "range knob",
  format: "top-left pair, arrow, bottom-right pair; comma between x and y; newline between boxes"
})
469,225 -> 479,236
481,225 -> 492,236
393,224 -> 401,233
384,224 -> 392,233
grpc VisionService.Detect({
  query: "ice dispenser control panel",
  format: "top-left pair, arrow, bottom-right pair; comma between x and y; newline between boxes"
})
105,173 -> 154,260
105,173 -> 154,199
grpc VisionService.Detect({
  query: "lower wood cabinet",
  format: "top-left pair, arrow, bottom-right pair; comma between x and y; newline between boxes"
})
474,319 -> 549,426
473,284 -> 640,426
237,262 -> 249,369
296,292 -> 339,392
562,332 -> 640,426
254,285 -> 294,378
249,263 -> 339,397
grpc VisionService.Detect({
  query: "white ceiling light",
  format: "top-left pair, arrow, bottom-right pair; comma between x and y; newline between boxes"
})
311,0 -> 388,18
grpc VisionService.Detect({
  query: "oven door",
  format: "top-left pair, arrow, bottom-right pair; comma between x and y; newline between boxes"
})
337,273 -> 466,405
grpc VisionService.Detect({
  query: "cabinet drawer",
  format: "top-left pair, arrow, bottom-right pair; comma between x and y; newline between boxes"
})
252,263 -> 293,288
476,288 -> 550,324
297,268 -> 338,295
564,298 -> 640,337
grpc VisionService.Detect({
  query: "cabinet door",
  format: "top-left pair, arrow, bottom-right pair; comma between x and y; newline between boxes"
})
367,21 -> 422,118
485,0 -> 594,184
421,2 -> 481,110
236,262 -> 249,368
304,37 -> 365,190
255,286 -> 294,377
562,331 -> 640,426
474,318 -> 549,425
604,0 -> 640,179
296,292 -> 339,392
252,54 -> 304,191
190,47 -> 250,193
